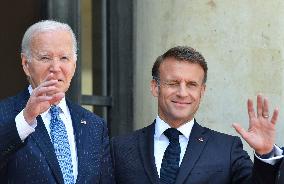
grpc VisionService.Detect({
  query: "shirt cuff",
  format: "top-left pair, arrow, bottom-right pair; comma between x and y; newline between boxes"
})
255,145 -> 284,165
15,110 -> 37,141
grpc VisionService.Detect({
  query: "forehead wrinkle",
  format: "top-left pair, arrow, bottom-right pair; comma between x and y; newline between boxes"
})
32,50 -> 49,55
30,31 -> 74,54
32,48 -> 73,57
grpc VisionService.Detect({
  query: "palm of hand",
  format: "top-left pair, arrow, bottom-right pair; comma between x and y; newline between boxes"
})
233,95 -> 278,155
244,116 -> 276,154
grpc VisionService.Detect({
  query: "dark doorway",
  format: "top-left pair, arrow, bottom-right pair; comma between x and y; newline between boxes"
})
0,0 -> 135,137
0,1 -> 46,99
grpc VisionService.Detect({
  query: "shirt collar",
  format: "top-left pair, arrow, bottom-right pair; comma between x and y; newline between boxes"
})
154,115 -> 195,139
28,85 -> 68,116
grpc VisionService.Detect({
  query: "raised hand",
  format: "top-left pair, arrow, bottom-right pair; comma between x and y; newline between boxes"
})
23,73 -> 65,124
233,94 -> 279,155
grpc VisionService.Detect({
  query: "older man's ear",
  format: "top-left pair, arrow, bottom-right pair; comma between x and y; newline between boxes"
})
21,54 -> 31,77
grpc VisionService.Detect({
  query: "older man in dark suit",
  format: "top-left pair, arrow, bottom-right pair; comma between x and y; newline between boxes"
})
0,20 -> 114,184
111,46 -> 284,184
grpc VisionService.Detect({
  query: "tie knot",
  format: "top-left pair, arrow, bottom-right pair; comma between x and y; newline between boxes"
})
164,128 -> 180,142
50,105 -> 60,117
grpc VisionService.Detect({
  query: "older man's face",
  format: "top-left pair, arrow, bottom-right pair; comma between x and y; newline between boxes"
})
22,30 -> 76,94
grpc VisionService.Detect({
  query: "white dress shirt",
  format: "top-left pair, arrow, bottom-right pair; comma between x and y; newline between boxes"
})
15,85 -> 78,181
154,115 -> 194,176
153,115 -> 283,177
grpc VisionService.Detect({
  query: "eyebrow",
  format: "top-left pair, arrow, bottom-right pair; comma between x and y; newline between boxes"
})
33,52 -> 72,57
166,79 -> 202,86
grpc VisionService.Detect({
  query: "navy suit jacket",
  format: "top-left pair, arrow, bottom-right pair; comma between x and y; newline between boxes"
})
111,121 -> 283,184
0,89 -> 114,184
280,160 -> 284,183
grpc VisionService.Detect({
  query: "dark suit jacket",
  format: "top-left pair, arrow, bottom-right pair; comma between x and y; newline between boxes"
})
279,159 -> 284,183
0,89 -> 114,184
111,120 -> 283,184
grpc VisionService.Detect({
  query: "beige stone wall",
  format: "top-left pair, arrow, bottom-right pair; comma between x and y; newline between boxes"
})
81,0 -> 93,111
81,0 -> 93,96
133,0 -> 284,155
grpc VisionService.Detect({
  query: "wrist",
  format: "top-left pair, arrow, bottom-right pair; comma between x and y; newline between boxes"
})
256,147 -> 275,159
23,109 -> 36,125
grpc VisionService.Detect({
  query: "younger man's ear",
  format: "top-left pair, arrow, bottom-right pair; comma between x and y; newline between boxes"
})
201,84 -> 206,97
150,79 -> 159,97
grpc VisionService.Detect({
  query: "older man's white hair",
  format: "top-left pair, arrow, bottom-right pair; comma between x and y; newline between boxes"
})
21,20 -> 77,61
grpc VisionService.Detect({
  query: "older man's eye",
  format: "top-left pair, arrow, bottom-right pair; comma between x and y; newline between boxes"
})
40,56 -> 51,62
60,56 -> 70,62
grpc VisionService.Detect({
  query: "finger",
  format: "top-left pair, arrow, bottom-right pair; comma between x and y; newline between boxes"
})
33,85 -> 58,97
34,73 -> 57,90
39,79 -> 58,88
232,123 -> 248,140
27,96 -> 53,108
256,94 -> 263,118
33,79 -> 60,94
34,95 -> 54,102
247,98 -> 256,119
24,95 -> 53,118
262,97 -> 269,118
270,108 -> 279,125
49,92 -> 65,105
33,80 -> 58,95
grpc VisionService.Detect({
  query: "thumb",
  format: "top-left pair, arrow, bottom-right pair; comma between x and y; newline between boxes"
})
232,123 -> 247,139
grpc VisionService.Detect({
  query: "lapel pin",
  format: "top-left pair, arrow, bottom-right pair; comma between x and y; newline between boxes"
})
198,137 -> 204,142
81,120 -> 87,125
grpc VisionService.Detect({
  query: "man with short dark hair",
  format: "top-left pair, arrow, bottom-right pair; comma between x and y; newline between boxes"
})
0,20 -> 114,184
111,46 -> 284,184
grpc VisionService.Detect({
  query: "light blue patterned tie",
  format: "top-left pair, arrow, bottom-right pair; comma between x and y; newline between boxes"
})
50,105 -> 74,184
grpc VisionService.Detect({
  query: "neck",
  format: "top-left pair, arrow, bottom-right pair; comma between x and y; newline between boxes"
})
159,116 -> 193,128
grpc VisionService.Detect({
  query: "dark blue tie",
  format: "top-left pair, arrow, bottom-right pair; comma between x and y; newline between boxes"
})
160,128 -> 181,184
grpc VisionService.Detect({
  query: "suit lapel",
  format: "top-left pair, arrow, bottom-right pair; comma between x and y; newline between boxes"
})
67,102 -> 91,183
139,122 -> 160,184
15,88 -> 64,183
14,89 -> 30,114
32,100 -> 93,184
31,117 -> 65,184
175,121 -> 211,184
